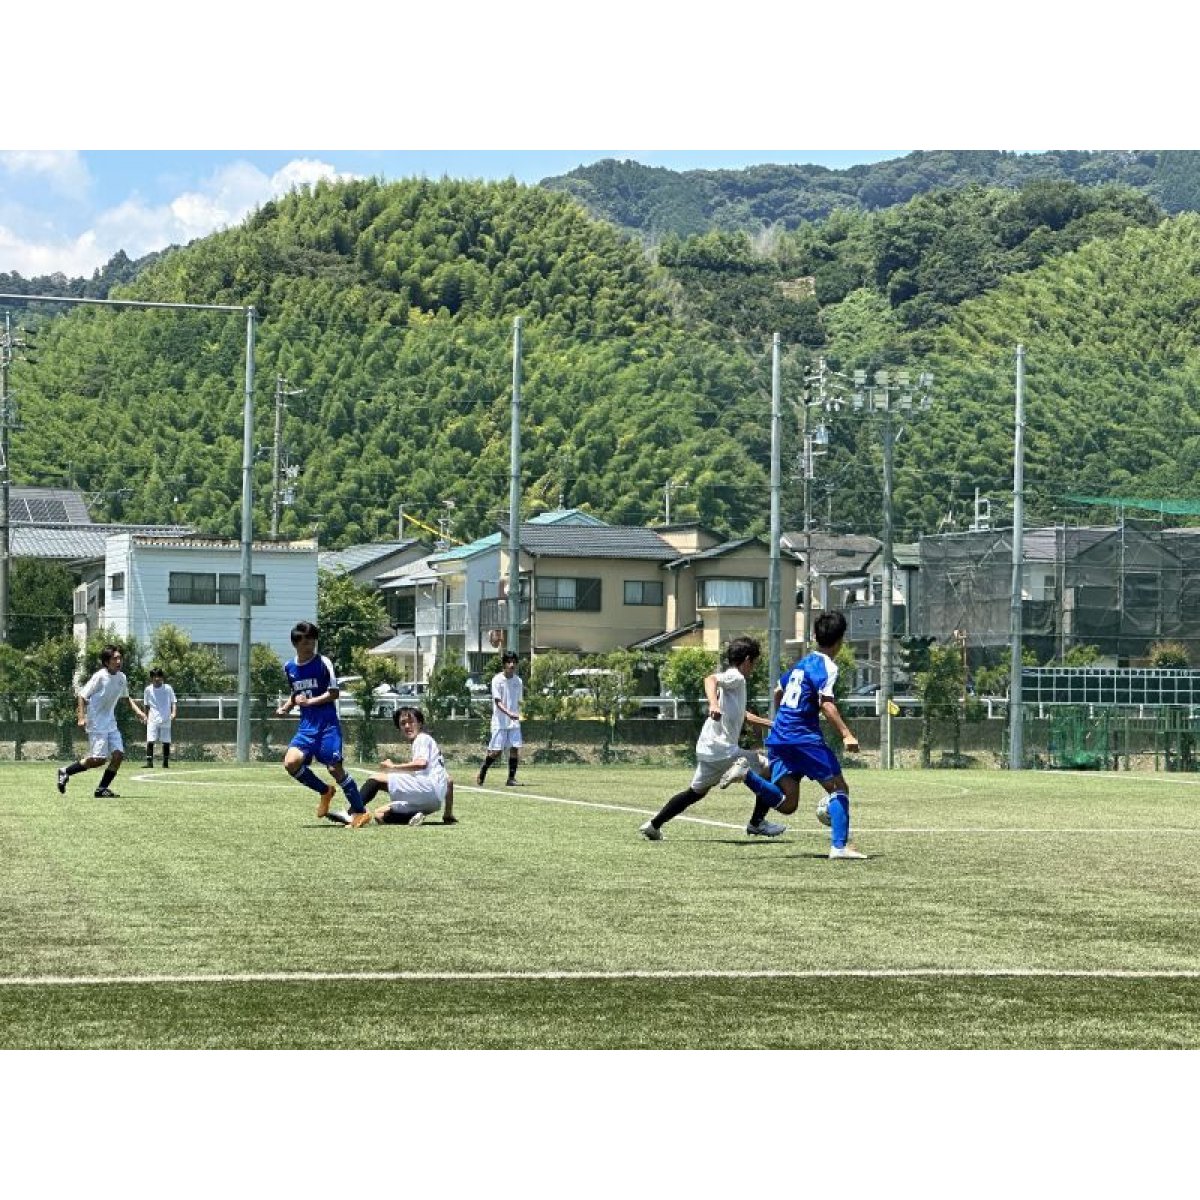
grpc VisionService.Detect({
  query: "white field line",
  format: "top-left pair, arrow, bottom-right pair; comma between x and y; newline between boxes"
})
125,771 -> 1200,835
4,967 -> 1200,988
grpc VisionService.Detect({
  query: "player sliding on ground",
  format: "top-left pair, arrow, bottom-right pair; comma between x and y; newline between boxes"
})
639,636 -> 785,840
725,609 -> 867,860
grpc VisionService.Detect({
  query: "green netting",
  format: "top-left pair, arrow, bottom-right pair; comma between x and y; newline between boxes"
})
1064,494 -> 1200,517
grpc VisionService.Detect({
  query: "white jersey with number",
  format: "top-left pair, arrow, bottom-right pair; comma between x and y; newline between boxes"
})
695,667 -> 748,761
80,668 -> 129,734
386,731 -> 449,804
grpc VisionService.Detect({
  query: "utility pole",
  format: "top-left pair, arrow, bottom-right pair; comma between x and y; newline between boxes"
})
270,375 -> 304,540
849,368 -> 935,770
1008,344 -> 1027,770
0,314 -> 30,645
507,316 -> 523,656
0,314 -> 12,644
663,478 -> 688,524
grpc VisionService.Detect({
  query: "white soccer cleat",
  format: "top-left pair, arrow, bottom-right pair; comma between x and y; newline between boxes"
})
829,844 -> 867,860
719,758 -> 751,789
407,812 -> 426,828
639,820 -> 663,841
746,819 -> 786,837
816,797 -> 831,827
325,810 -> 351,826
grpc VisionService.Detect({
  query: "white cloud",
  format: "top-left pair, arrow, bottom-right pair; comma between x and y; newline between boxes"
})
2,156 -> 356,278
0,151 -> 91,200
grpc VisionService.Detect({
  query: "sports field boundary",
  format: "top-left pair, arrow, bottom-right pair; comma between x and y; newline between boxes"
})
5,966 -> 1200,988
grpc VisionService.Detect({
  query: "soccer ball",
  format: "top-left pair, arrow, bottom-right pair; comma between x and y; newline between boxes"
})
815,796 -> 831,827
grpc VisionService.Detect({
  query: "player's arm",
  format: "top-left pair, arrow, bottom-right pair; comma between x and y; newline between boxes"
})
820,695 -> 859,752
743,710 -> 772,730
126,694 -> 147,722
703,672 -> 722,722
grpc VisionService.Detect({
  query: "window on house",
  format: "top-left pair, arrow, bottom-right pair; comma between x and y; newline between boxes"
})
108,572 -> 125,596
197,642 -> 240,674
624,579 -> 663,606
169,572 -> 217,604
536,576 -> 602,612
218,573 -> 266,606
697,577 -> 765,608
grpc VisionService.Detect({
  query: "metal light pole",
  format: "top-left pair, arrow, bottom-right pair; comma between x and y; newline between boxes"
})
1008,344 -> 1027,769
506,316 -> 523,656
767,335 -> 783,703
850,368 -> 934,770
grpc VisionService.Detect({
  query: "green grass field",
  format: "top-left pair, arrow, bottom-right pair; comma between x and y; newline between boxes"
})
4,758 -> 1200,1048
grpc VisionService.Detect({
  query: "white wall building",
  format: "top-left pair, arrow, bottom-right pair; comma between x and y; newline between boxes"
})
100,534 -> 318,669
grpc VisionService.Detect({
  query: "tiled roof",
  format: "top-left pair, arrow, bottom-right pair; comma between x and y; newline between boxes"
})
431,509 -> 607,564
516,524 -> 677,561
10,487 -> 93,526
12,524 -> 196,561
318,540 -> 421,573
665,537 -> 784,568
627,621 -> 703,650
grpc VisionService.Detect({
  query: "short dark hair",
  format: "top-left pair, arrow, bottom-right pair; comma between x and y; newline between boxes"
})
290,621 -> 320,647
99,644 -> 123,667
393,706 -> 426,729
726,636 -> 761,667
150,667 -> 165,679
501,652 -> 518,666
813,610 -> 847,650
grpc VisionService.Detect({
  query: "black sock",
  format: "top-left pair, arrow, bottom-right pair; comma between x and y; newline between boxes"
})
478,758 -> 491,781
146,743 -> 154,764
749,796 -> 773,826
162,744 -> 170,767
98,767 -> 117,790
360,778 -> 384,805
507,754 -> 518,781
64,761 -> 87,778
653,788 -> 703,828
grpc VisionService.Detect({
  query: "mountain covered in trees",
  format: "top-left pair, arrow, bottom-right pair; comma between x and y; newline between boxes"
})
539,150 -> 1200,239
6,170 -> 1200,552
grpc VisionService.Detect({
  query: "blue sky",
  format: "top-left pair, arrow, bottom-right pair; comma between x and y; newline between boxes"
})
0,150 -> 906,279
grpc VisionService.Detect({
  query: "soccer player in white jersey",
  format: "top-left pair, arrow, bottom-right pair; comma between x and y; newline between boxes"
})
56,644 -> 147,798
476,651 -> 524,787
143,667 -> 177,768
639,637 -> 785,840
331,707 -> 457,827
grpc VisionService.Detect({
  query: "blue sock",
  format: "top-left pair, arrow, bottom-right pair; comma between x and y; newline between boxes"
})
828,791 -> 850,849
745,770 -> 784,809
342,776 -> 364,813
294,766 -> 327,795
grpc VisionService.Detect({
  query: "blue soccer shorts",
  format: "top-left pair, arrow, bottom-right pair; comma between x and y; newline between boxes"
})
289,724 -> 345,768
765,738 -> 841,785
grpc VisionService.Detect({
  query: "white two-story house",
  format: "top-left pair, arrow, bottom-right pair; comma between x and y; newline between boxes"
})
100,533 -> 318,670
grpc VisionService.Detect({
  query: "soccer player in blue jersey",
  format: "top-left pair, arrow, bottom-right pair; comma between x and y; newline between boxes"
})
275,621 -> 369,828
741,610 -> 867,859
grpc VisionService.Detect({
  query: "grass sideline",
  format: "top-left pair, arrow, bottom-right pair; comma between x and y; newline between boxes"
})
3,760 -> 1200,1048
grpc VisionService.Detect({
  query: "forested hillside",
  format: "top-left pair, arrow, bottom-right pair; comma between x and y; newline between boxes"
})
7,173 -> 1200,552
540,150 -> 1200,238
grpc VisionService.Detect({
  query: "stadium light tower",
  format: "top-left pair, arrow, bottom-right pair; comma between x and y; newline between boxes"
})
849,367 -> 934,770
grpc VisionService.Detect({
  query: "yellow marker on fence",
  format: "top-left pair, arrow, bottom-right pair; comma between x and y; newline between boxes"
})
887,700 -> 901,716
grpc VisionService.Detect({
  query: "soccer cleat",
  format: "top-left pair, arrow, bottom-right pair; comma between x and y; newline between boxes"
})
316,785 -> 335,819
349,811 -> 372,829
443,814 -> 458,825
746,819 -> 786,837
94,787 -> 120,798
816,797 -> 831,827
325,810 -> 351,825
146,761 -> 154,769
719,757 -> 751,789
407,812 -> 426,828
829,844 -> 867,860
639,820 -> 663,841
56,767 -> 68,795
475,769 -> 485,786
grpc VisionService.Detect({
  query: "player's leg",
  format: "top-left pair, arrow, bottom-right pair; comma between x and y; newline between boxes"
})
641,761 -> 716,839
161,732 -> 171,769
94,737 -> 125,797
443,779 -> 457,823
820,772 -> 865,858
57,741 -> 107,793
